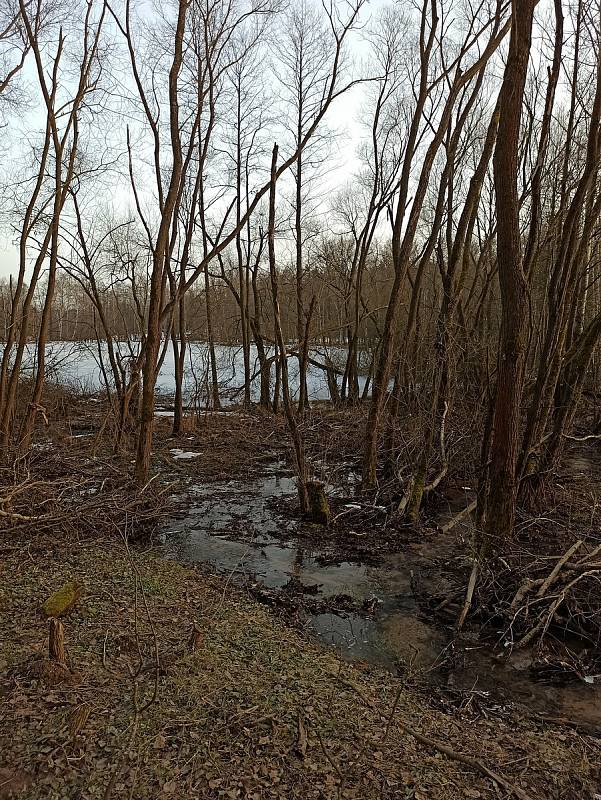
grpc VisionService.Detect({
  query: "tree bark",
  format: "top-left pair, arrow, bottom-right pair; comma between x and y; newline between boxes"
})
49,619 -> 66,665
481,0 -> 536,549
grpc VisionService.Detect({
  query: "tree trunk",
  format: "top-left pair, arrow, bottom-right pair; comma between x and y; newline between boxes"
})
49,619 -> 66,665
134,0 -> 188,484
268,144 -> 309,513
481,0 -> 535,549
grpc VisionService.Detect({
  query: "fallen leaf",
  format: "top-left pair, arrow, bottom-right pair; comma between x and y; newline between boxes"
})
0,768 -> 32,799
153,733 -> 167,749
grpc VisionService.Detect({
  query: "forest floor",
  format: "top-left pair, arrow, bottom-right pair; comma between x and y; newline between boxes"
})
1,393 -> 600,798
1,534 -> 600,800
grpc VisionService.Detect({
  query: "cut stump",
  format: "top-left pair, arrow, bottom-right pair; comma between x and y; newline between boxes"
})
307,481 -> 331,525
49,618 -> 66,665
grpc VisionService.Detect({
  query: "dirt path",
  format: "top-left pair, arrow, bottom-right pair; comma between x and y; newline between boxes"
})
1,535 -> 599,800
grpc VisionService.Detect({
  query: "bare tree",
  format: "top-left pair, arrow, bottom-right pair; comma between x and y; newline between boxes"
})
0,0 -> 107,451
479,0 -> 537,548
362,0 -> 510,489
127,0 -> 366,484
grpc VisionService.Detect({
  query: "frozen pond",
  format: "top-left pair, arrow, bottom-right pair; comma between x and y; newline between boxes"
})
13,340 -> 369,404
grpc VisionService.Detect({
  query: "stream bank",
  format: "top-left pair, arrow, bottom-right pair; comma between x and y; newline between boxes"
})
0,398 -> 600,798
162,459 -> 601,732
1,533 -> 599,800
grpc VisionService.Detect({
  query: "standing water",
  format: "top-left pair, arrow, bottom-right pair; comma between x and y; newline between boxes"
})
162,464 -> 601,731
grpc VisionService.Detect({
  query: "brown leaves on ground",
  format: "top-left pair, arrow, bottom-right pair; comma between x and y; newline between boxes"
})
0,536 -> 599,800
0,768 -> 32,799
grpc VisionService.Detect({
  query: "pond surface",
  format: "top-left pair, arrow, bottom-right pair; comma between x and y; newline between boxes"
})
25,341 -> 366,404
162,465 -> 601,730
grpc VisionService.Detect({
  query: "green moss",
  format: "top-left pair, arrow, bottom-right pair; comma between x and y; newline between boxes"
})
42,581 -> 82,617
139,575 -> 163,595
406,471 -> 425,524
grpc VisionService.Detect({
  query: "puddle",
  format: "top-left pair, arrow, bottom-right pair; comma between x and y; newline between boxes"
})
162,466 -> 601,729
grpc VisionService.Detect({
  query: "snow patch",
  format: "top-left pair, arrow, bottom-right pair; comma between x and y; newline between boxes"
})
170,448 -> 202,460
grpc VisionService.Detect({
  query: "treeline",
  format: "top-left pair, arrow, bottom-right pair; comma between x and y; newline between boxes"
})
0,245 -> 397,349
1,0 -> 601,554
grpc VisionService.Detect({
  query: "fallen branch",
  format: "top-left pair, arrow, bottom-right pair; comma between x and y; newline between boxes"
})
509,577 -> 544,610
536,539 -> 583,598
438,499 -> 477,533
575,542 -> 601,566
395,718 -> 535,800
0,508 -> 46,522
457,559 -> 479,629
516,569 -> 601,648
342,679 -> 535,800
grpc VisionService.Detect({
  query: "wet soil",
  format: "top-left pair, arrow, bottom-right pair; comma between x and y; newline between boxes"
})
161,461 -> 601,732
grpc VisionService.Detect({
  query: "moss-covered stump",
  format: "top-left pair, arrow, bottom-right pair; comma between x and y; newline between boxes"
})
307,480 -> 331,525
42,581 -> 83,617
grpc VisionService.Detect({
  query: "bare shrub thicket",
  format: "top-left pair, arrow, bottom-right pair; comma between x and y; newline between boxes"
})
1,0 -> 601,565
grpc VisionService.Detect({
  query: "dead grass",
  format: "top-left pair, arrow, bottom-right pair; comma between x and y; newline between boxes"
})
0,534 -> 599,800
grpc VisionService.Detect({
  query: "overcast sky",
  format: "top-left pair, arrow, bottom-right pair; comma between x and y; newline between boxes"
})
0,0 -> 396,281
0,0 -> 558,282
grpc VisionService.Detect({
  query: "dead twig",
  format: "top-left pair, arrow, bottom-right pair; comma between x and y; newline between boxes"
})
536,539 -> 583,597
439,499 -> 477,533
341,679 -> 535,800
393,718 -> 535,800
457,559 -> 479,629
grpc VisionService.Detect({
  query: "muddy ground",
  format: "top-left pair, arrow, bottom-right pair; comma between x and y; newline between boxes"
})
1,396 -> 601,798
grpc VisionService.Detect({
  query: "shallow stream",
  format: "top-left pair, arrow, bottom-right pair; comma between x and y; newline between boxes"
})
162,464 -> 601,730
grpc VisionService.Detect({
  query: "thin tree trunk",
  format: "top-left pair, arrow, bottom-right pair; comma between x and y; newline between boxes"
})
268,144 -> 309,513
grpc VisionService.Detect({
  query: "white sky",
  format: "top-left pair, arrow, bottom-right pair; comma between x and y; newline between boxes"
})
0,0 -> 392,280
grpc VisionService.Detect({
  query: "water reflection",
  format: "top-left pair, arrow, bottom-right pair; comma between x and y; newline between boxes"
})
163,466 -> 601,728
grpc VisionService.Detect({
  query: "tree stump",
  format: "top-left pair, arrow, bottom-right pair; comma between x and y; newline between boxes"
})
69,703 -> 91,740
306,481 -> 331,525
188,623 -> 203,653
49,619 -> 66,665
